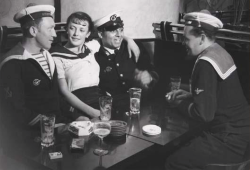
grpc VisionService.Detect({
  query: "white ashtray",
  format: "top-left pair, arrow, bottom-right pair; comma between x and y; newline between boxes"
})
142,124 -> 161,136
68,121 -> 93,136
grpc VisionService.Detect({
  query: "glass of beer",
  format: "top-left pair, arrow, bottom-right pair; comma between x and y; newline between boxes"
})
129,88 -> 142,114
40,114 -> 55,148
99,96 -> 112,121
170,76 -> 181,91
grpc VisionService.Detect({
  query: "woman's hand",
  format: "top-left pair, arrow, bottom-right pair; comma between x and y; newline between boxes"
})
90,108 -> 100,118
76,116 -> 90,121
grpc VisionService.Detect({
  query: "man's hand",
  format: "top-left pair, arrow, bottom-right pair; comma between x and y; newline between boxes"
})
124,36 -> 140,62
165,89 -> 191,107
134,69 -> 152,88
166,89 -> 191,101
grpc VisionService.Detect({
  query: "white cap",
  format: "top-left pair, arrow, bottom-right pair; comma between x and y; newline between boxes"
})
94,10 -> 123,31
184,12 -> 223,31
14,4 -> 55,25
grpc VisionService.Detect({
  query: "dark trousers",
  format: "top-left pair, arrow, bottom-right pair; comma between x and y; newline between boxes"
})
165,131 -> 250,170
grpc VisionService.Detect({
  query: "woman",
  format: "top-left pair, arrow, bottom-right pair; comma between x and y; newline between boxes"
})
50,12 -> 139,119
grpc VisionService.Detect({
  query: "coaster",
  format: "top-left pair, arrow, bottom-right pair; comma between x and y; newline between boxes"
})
142,125 -> 161,136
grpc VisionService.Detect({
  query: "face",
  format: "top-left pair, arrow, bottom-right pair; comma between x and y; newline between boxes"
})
35,17 -> 57,50
67,20 -> 91,47
100,27 -> 124,49
183,26 -> 202,58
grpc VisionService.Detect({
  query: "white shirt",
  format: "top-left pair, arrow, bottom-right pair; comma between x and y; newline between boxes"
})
53,40 -> 100,92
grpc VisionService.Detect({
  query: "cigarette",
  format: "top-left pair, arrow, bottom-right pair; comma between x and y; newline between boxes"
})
166,94 -> 171,100
106,92 -> 111,96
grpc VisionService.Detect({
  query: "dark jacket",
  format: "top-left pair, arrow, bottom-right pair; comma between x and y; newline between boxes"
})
95,40 -> 158,97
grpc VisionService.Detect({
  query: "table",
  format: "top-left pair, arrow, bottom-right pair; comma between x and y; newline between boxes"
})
113,98 -> 207,147
3,98 -> 206,170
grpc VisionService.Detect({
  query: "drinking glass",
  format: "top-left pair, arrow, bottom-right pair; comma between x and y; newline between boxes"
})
99,96 -> 112,121
170,76 -> 181,91
40,114 -> 55,148
93,121 -> 111,156
129,88 -> 142,114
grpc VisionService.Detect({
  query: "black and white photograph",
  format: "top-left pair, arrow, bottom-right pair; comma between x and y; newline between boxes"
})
0,0 -> 249,170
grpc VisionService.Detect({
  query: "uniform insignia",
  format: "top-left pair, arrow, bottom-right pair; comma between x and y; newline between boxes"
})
195,88 -> 204,95
4,87 -> 12,98
110,14 -> 117,21
33,79 -> 41,86
105,50 -> 110,56
104,66 -> 112,73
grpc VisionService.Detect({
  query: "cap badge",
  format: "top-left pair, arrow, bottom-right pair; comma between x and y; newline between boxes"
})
195,88 -> 204,95
187,21 -> 192,24
33,79 -> 41,86
110,14 -> 117,21
104,66 -> 112,73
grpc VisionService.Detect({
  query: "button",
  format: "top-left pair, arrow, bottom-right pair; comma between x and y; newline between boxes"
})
120,74 -> 123,77
116,63 -> 119,67
122,82 -> 125,85
108,59 -> 111,61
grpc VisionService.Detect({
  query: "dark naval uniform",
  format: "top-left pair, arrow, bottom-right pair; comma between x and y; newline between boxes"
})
95,40 -> 158,110
166,43 -> 250,169
95,40 -> 158,95
0,44 -> 70,137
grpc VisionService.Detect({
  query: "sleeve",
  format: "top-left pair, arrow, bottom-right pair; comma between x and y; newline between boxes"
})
178,60 -> 218,122
135,41 -> 159,86
0,60 -> 40,127
85,39 -> 101,54
53,57 -> 65,79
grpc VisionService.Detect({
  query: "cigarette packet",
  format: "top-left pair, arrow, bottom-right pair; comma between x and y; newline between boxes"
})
49,152 -> 63,159
70,138 -> 84,151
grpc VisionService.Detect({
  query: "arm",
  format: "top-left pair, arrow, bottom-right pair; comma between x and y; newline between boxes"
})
58,78 -> 100,118
177,61 -> 217,122
94,35 -> 140,61
0,61 -> 40,127
123,36 -> 140,61
134,41 -> 159,89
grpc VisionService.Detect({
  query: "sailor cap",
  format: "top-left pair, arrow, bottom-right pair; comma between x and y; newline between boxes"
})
184,12 -> 223,31
94,10 -> 124,31
14,4 -> 55,25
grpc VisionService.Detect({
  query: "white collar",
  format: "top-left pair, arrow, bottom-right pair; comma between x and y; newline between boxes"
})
104,47 -> 119,55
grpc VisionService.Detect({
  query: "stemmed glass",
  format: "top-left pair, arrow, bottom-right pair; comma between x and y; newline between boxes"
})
93,121 -> 111,156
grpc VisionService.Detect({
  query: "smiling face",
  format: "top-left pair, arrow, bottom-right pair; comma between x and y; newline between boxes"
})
99,27 -> 124,49
67,20 -> 91,47
183,26 -> 202,58
35,17 -> 57,50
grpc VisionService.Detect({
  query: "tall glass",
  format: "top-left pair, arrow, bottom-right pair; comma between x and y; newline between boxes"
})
40,114 -> 55,148
99,96 -> 112,121
93,121 -> 111,156
170,76 -> 181,91
129,88 -> 142,114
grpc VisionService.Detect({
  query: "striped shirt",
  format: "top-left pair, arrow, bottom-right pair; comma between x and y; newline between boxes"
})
33,53 -> 52,79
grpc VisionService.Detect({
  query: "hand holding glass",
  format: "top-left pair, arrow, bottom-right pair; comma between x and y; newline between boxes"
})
93,121 -> 111,156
